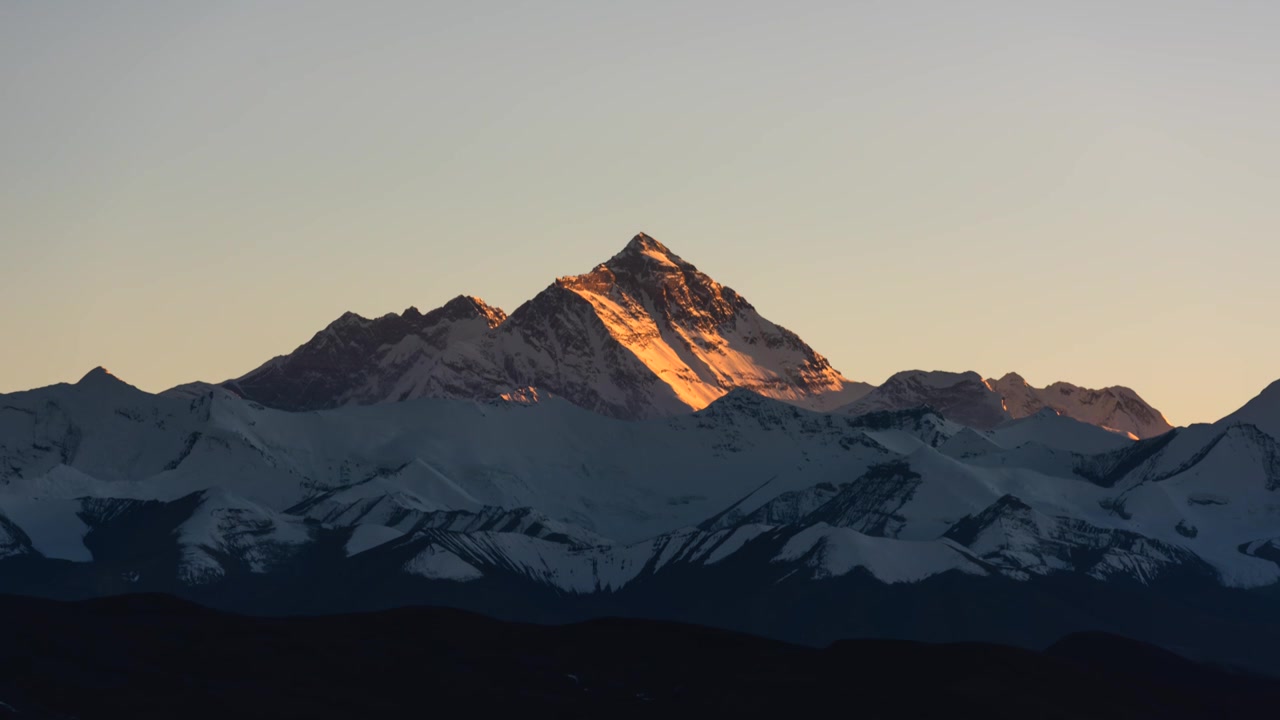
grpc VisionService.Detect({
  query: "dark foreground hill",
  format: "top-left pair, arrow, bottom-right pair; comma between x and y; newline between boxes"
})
0,594 -> 1275,719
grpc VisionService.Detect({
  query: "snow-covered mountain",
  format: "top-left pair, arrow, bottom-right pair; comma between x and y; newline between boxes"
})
837,369 -> 1171,438
223,295 -> 508,412
216,233 -> 871,419
838,370 -> 1010,429
989,372 -> 1173,439
1218,378 -> 1280,439
4,365 -> 1280,670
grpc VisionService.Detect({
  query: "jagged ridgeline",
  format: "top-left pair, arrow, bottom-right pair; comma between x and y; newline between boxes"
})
201,234 -> 1172,439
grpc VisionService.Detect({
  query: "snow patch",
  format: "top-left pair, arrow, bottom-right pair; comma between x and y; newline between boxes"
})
775,523 -> 981,583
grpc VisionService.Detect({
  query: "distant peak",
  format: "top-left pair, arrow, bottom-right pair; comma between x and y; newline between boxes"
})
1220,378 -> 1280,428
442,294 -> 484,311
996,372 -> 1028,386
438,295 -> 507,326
328,311 -> 369,330
696,388 -> 798,417
719,387 -> 768,403
888,370 -> 986,387
76,366 -> 134,391
79,366 -> 115,383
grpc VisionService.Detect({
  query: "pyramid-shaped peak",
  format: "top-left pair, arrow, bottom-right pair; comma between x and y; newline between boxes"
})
437,295 -> 507,326
76,366 -> 136,392
327,311 -> 369,329
549,233 -> 750,326
609,232 -> 689,269
79,366 -> 116,383
441,294 -> 489,313
625,232 -> 667,253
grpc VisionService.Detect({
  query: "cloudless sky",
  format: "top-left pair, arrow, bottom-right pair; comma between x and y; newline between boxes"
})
2,1 -> 1277,426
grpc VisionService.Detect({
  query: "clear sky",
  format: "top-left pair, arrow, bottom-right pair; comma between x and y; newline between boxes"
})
2,1 -> 1277,426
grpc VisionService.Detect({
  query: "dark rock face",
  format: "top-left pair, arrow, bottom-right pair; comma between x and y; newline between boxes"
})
943,494 -> 1217,582
801,462 -> 924,536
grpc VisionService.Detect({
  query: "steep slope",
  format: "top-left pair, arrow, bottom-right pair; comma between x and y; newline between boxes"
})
989,372 -> 1172,439
214,233 -> 870,419
944,494 -> 1214,582
489,234 -> 870,417
1218,379 -> 1280,439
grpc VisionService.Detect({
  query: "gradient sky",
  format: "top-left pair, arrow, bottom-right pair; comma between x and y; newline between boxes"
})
2,1 -> 1277,426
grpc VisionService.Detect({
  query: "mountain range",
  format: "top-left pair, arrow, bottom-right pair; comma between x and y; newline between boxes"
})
1,233 -> 1275,674
201,234 -> 1171,439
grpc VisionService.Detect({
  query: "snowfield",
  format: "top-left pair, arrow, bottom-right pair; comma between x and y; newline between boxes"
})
2,362 -> 1278,595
